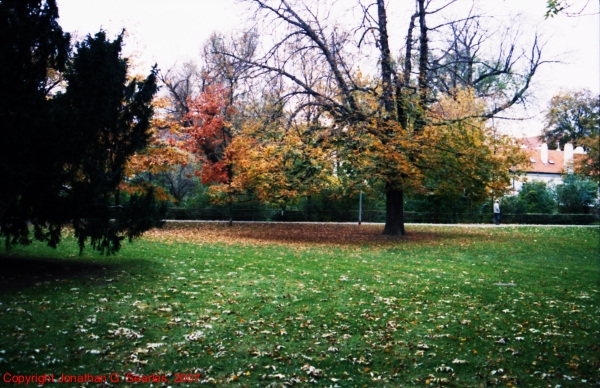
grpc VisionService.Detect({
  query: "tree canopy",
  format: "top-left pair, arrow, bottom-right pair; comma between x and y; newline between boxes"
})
205,0 -> 537,235
1,0 -> 70,249
1,0 -> 568,250
542,89 -> 599,150
556,173 -> 599,213
0,1 -> 162,253
541,89 -> 599,181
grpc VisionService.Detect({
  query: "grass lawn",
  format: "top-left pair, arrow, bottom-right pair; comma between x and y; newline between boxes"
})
0,223 -> 598,387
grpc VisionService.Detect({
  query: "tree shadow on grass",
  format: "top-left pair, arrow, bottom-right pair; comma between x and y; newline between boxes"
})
0,254 -> 145,292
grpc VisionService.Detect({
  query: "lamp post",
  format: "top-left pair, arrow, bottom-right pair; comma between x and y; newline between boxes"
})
358,192 -> 363,225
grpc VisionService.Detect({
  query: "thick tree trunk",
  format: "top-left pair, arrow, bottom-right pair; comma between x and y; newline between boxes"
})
383,188 -> 406,235
377,0 -> 406,238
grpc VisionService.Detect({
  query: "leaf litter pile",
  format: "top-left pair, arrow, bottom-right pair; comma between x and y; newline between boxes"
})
146,222 -> 442,246
0,222 -> 598,387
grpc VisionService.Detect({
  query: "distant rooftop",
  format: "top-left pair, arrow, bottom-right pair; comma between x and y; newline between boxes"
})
516,138 -> 586,174
521,149 -> 571,174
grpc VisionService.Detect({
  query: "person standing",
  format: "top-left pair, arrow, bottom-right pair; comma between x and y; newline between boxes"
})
493,200 -> 501,225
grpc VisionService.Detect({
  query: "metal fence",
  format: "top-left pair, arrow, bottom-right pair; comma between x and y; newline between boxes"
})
165,208 -> 599,225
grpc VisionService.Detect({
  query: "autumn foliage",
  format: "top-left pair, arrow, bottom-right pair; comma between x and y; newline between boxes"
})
184,84 -> 235,185
175,81 -> 524,215
228,119 -> 340,207
421,88 -> 526,201
123,96 -> 190,202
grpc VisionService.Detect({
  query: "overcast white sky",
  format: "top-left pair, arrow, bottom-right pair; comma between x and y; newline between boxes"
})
56,0 -> 599,137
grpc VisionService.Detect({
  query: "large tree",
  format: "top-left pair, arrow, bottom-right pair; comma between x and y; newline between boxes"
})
0,0 -> 70,230
541,89 -> 599,150
57,31 -> 164,254
0,2 -> 162,254
541,90 -> 599,182
158,33 -> 261,224
217,0 -> 539,235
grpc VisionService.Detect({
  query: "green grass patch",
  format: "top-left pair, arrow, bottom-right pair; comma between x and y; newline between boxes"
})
0,224 -> 598,386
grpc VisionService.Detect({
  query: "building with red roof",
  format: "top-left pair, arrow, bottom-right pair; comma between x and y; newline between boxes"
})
511,140 -> 586,193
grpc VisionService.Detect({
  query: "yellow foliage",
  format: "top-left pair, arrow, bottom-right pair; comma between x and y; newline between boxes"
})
419,87 -> 526,200
183,83 -> 525,207
121,96 -> 190,201
204,118 -> 341,206
330,86 -> 526,201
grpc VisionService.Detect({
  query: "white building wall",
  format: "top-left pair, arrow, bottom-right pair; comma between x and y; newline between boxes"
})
511,173 -> 564,193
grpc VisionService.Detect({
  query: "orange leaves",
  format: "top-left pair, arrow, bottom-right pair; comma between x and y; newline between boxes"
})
184,83 -> 233,160
125,146 -> 188,177
121,95 -> 190,202
429,87 -> 486,122
416,87 -> 527,201
575,134 -> 600,182
183,83 -> 235,188
202,118 -> 341,206
119,181 -> 171,202
227,134 -> 280,200
200,160 -> 229,185
339,118 -> 424,192
125,95 -> 189,177
145,222 -> 405,247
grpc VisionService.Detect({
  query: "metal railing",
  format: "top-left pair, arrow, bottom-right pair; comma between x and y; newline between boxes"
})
165,208 -> 599,225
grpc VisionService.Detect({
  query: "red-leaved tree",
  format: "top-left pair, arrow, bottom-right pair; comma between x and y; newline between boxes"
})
184,83 -> 241,224
184,83 -> 234,185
